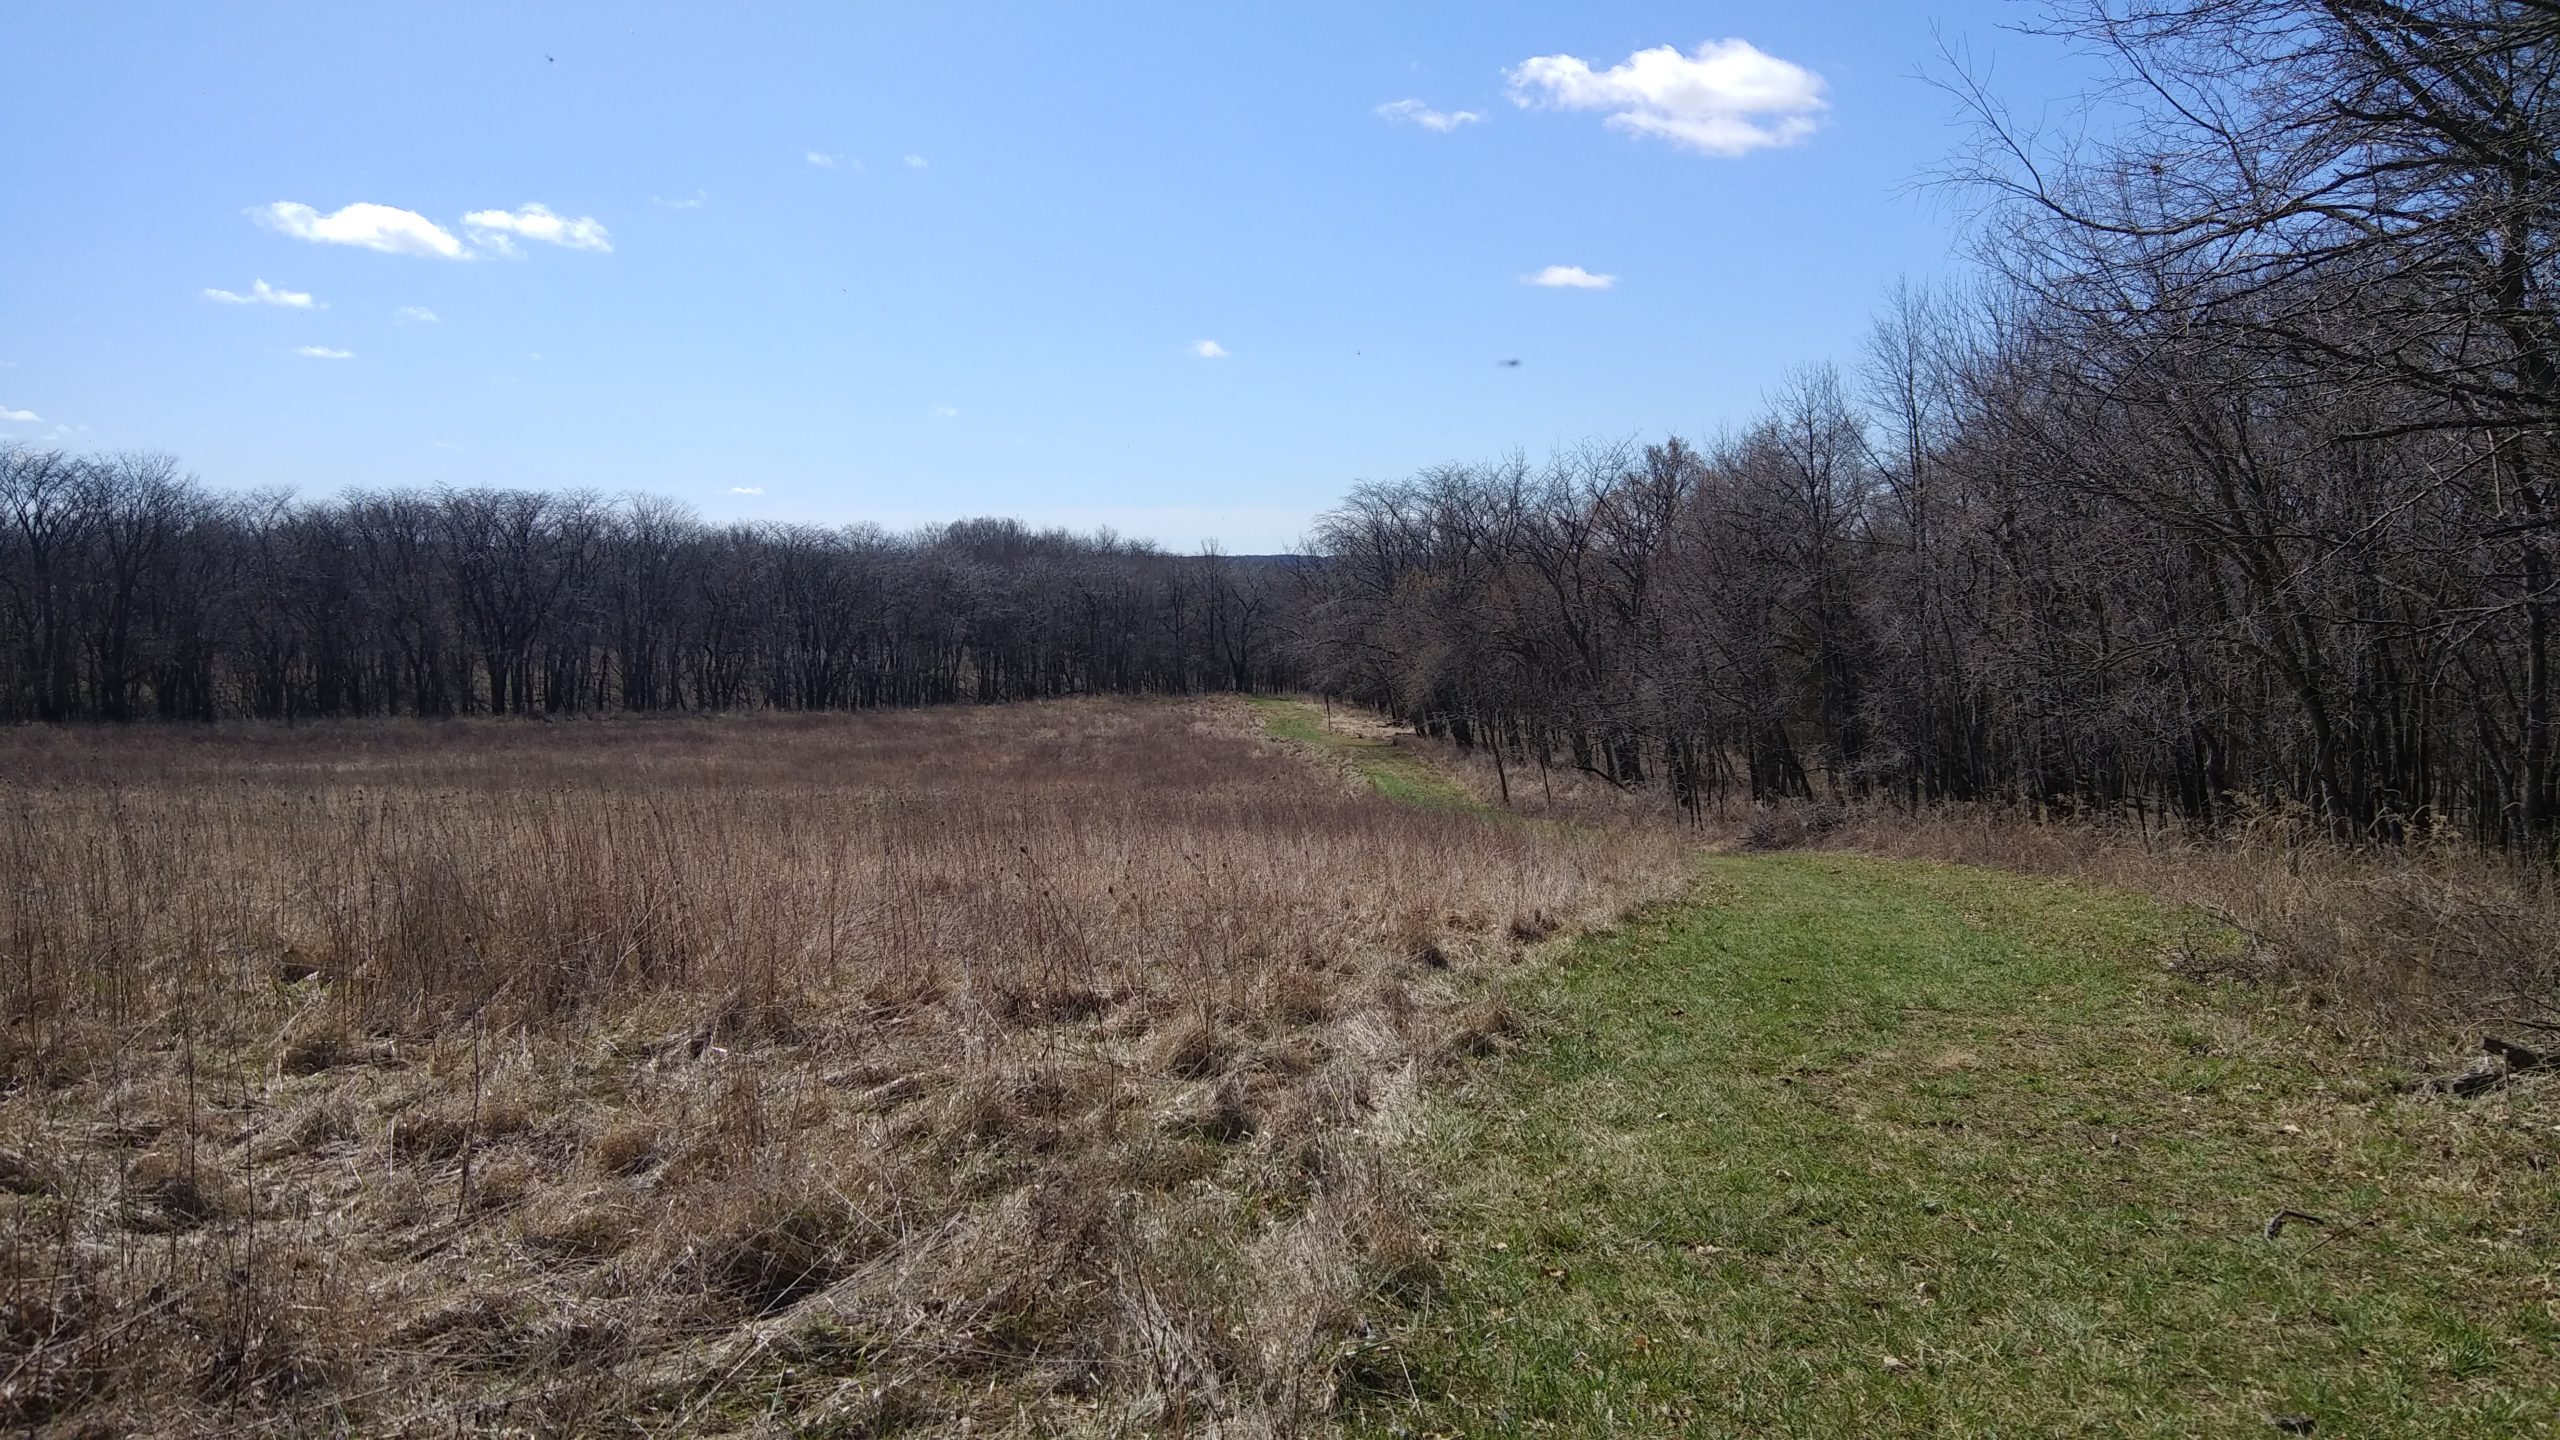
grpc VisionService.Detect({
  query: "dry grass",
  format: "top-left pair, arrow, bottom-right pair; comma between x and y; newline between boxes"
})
0,699 -> 1692,1436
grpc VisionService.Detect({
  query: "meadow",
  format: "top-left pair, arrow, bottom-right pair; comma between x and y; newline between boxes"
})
0,700 -> 1690,1435
4,698 -> 2553,1438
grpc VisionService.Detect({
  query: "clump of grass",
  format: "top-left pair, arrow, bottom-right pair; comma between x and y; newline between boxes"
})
0,698 -> 1690,1435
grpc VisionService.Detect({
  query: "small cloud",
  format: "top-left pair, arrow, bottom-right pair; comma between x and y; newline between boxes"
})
903,154 -> 928,169
806,151 -> 842,168
1376,98 -> 1485,132
1506,39 -> 1828,157
727,486 -> 765,495
254,201 -> 470,259
295,346 -> 355,360
1192,340 -> 1230,359
1525,265 -> 1617,290
654,190 -> 708,209
205,279 -> 321,308
930,404 -> 960,419
463,203 -> 611,254
394,306 -> 440,324
0,407 -> 39,422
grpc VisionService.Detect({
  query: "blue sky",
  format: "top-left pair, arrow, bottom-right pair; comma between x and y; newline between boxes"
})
1,2 -> 2081,551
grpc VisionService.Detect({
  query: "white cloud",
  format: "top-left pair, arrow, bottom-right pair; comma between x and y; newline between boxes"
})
806,151 -> 842,168
463,203 -> 611,254
1506,39 -> 1828,156
0,407 -> 38,423
903,154 -> 928,170
727,486 -> 765,495
930,405 -> 960,419
295,346 -> 354,360
205,279 -> 320,308
394,306 -> 440,324
654,191 -> 708,208
1525,264 -> 1618,290
254,201 -> 470,259
1192,340 -> 1230,359
1376,98 -> 1485,132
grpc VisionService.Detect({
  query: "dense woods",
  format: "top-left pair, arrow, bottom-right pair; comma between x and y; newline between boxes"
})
0,452 -> 1298,722
1305,0 -> 2560,854
7,1 -> 2557,853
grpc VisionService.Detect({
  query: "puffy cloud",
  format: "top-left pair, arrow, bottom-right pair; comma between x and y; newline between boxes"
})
930,405 -> 960,420
806,151 -> 842,168
254,201 -> 470,258
394,306 -> 440,324
463,203 -> 611,254
727,486 -> 765,495
295,346 -> 354,360
1525,264 -> 1617,290
1376,98 -> 1485,133
1192,340 -> 1230,359
903,154 -> 928,170
1506,40 -> 1827,156
0,406 -> 38,422
204,279 -> 320,308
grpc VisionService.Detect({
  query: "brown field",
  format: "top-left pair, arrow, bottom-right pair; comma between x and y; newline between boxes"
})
0,700 -> 1692,1436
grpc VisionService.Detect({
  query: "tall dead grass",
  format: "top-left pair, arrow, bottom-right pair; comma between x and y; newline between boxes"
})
0,700 -> 1691,1436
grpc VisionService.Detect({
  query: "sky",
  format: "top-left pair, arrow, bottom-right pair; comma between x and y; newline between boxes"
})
0,2 -> 2086,552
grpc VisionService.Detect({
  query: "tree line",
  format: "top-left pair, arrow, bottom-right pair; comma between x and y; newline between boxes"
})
0,449 -> 1295,723
1304,0 -> 2560,853
6,2 -> 2555,852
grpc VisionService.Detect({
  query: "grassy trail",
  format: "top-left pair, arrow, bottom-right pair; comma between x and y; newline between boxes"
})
1250,696 -> 1483,811
1244,702 -> 2558,1434
1352,855 -> 2560,1438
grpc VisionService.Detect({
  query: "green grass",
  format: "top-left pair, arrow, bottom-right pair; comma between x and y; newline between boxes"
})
1251,696 -> 1482,811
1353,854 -> 2560,1438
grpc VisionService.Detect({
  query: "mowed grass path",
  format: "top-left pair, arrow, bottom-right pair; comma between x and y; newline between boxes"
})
1354,856 -> 2560,1437
1251,696 -> 1481,810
